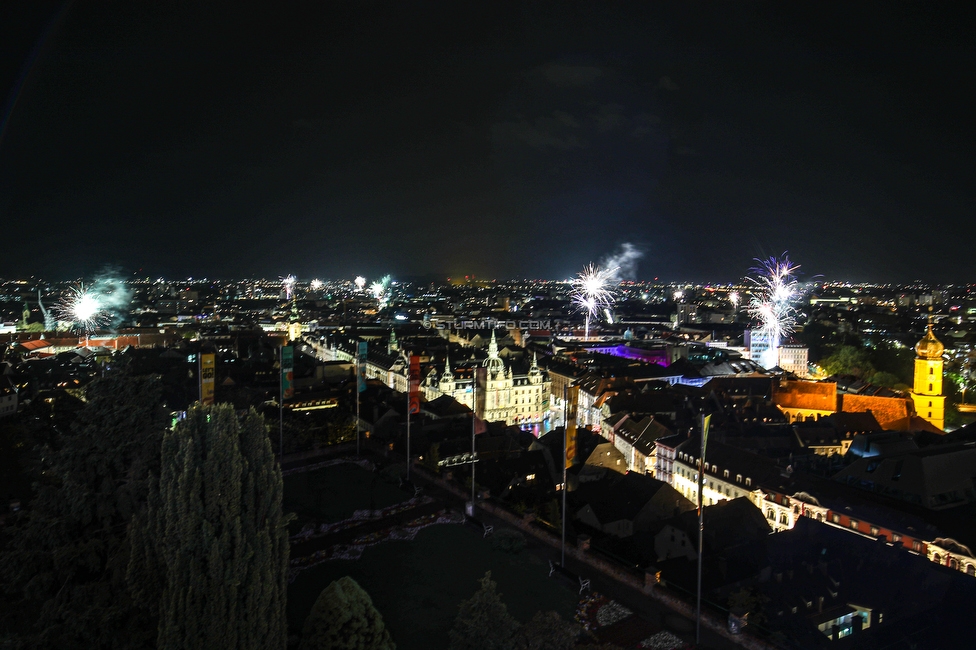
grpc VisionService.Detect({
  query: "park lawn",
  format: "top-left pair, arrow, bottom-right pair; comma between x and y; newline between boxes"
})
283,462 -> 411,525
288,523 -> 580,649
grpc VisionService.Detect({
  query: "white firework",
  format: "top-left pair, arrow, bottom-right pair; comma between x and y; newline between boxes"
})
746,255 -> 799,368
571,263 -> 617,340
309,278 -> 324,291
354,276 -> 366,292
729,291 -> 740,308
59,285 -> 107,332
370,275 -> 392,308
282,274 -> 297,299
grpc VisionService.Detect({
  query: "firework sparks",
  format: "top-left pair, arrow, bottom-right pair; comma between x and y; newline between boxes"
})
58,276 -> 131,333
309,278 -> 324,291
746,254 -> 799,368
370,275 -> 392,307
571,263 -> 617,340
354,276 -> 366,292
729,291 -> 740,308
281,275 -> 297,299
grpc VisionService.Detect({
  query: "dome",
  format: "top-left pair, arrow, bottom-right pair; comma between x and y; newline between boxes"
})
915,324 -> 944,360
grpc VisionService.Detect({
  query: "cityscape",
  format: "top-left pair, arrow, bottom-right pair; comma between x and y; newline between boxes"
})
2,2 -> 975,650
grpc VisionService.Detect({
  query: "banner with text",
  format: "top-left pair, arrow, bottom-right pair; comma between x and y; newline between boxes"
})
566,385 -> 579,468
408,355 -> 421,414
281,345 -> 294,400
474,366 -> 487,434
199,353 -> 215,406
357,341 -> 368,392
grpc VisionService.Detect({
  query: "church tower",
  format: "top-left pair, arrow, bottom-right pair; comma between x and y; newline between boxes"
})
911,320 -> 946,431
287,298 -> 303,342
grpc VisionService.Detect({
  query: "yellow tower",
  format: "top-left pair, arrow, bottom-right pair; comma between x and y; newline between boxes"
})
911,322 -> 945,431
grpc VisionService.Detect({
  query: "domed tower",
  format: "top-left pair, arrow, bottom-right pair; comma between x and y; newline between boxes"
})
911,320 -> 946,430
483,330 -> 505,379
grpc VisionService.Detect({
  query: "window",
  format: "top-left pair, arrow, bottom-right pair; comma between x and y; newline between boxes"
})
831,514 -> 841,524
736,474 -> 743,484
723,469 -> 729,478
850,520 -> 859,531
870,526 -> 880,536
892,533 -> 902,543
745,478 -> 752,487
779,513 -> 789,525
930,367 -> 934,375
767,510 -> 776,520
912,541 -> 922,552
793,505 -> 800,514
929,383 -> 933,392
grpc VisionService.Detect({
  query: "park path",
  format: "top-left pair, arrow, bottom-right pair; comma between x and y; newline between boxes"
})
290,497 -> 449,559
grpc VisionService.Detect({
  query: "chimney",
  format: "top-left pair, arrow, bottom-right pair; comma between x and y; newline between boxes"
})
817,596 -> 824,614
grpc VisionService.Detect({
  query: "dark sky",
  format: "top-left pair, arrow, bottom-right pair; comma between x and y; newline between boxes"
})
1,2 -> 974,283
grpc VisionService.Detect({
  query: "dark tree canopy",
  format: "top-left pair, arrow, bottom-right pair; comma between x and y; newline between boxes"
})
449,571 -> 519,650
0,375 -> 167,650
299,576 -> 396,650
128,404 -> 290,650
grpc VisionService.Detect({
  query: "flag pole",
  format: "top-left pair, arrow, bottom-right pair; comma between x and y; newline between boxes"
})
696,412 -> 708,645
356,355 -> 361,457
561,384 -> 568,567
406,352 -> 411,482
279,344 -> 284,464
471,371 -> 477,510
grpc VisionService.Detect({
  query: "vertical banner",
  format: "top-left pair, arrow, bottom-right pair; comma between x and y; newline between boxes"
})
281,345 -> 294,400
474,366 -> 487,434
357,341 -> 368,392
566,385 -> 579,468
408,355 -> 421,414
199,353 -> 215,406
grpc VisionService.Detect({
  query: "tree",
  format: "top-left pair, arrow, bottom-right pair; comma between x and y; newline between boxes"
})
449,571 -> 519,650
819,345 -> 874,379
0,375 -> 166,649
128,404 -> 290,650
512,611 -> 578,650
299,576 -> 395,650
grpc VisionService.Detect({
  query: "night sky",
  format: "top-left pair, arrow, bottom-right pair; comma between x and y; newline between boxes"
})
1,2 -> 974,283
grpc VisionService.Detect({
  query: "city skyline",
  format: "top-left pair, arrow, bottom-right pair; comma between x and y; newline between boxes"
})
1,3 -> 974,283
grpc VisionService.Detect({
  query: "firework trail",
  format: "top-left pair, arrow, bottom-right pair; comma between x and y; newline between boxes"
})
746,254 -> 799,369
571,264 -> 617,340
600,242 -> 644,281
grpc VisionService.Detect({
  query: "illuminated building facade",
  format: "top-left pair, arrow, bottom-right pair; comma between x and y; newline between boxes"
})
910,323 -> 946,431
423,331 -> 550,427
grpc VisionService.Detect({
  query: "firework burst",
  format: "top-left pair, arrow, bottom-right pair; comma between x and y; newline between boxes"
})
571,263 -> 617,340
370,275 -> 392,308
281,274 -> 297,299
58,277 -> 129,332
746,254 -> 799,368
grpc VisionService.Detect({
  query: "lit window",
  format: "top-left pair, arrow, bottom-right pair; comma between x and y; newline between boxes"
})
912,540 -> 922,552
850,520 -> 859,530
892,533 -> 902,543
832,513 -> 841,524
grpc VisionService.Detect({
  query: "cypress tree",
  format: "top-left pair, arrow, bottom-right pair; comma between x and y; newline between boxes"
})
299,576 -> 395,650
129,404 -> 289,650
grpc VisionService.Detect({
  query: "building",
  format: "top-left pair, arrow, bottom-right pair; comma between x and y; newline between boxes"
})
423,331 -> 550,428
910,322 -> 946,431
776,344 -> 809,377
